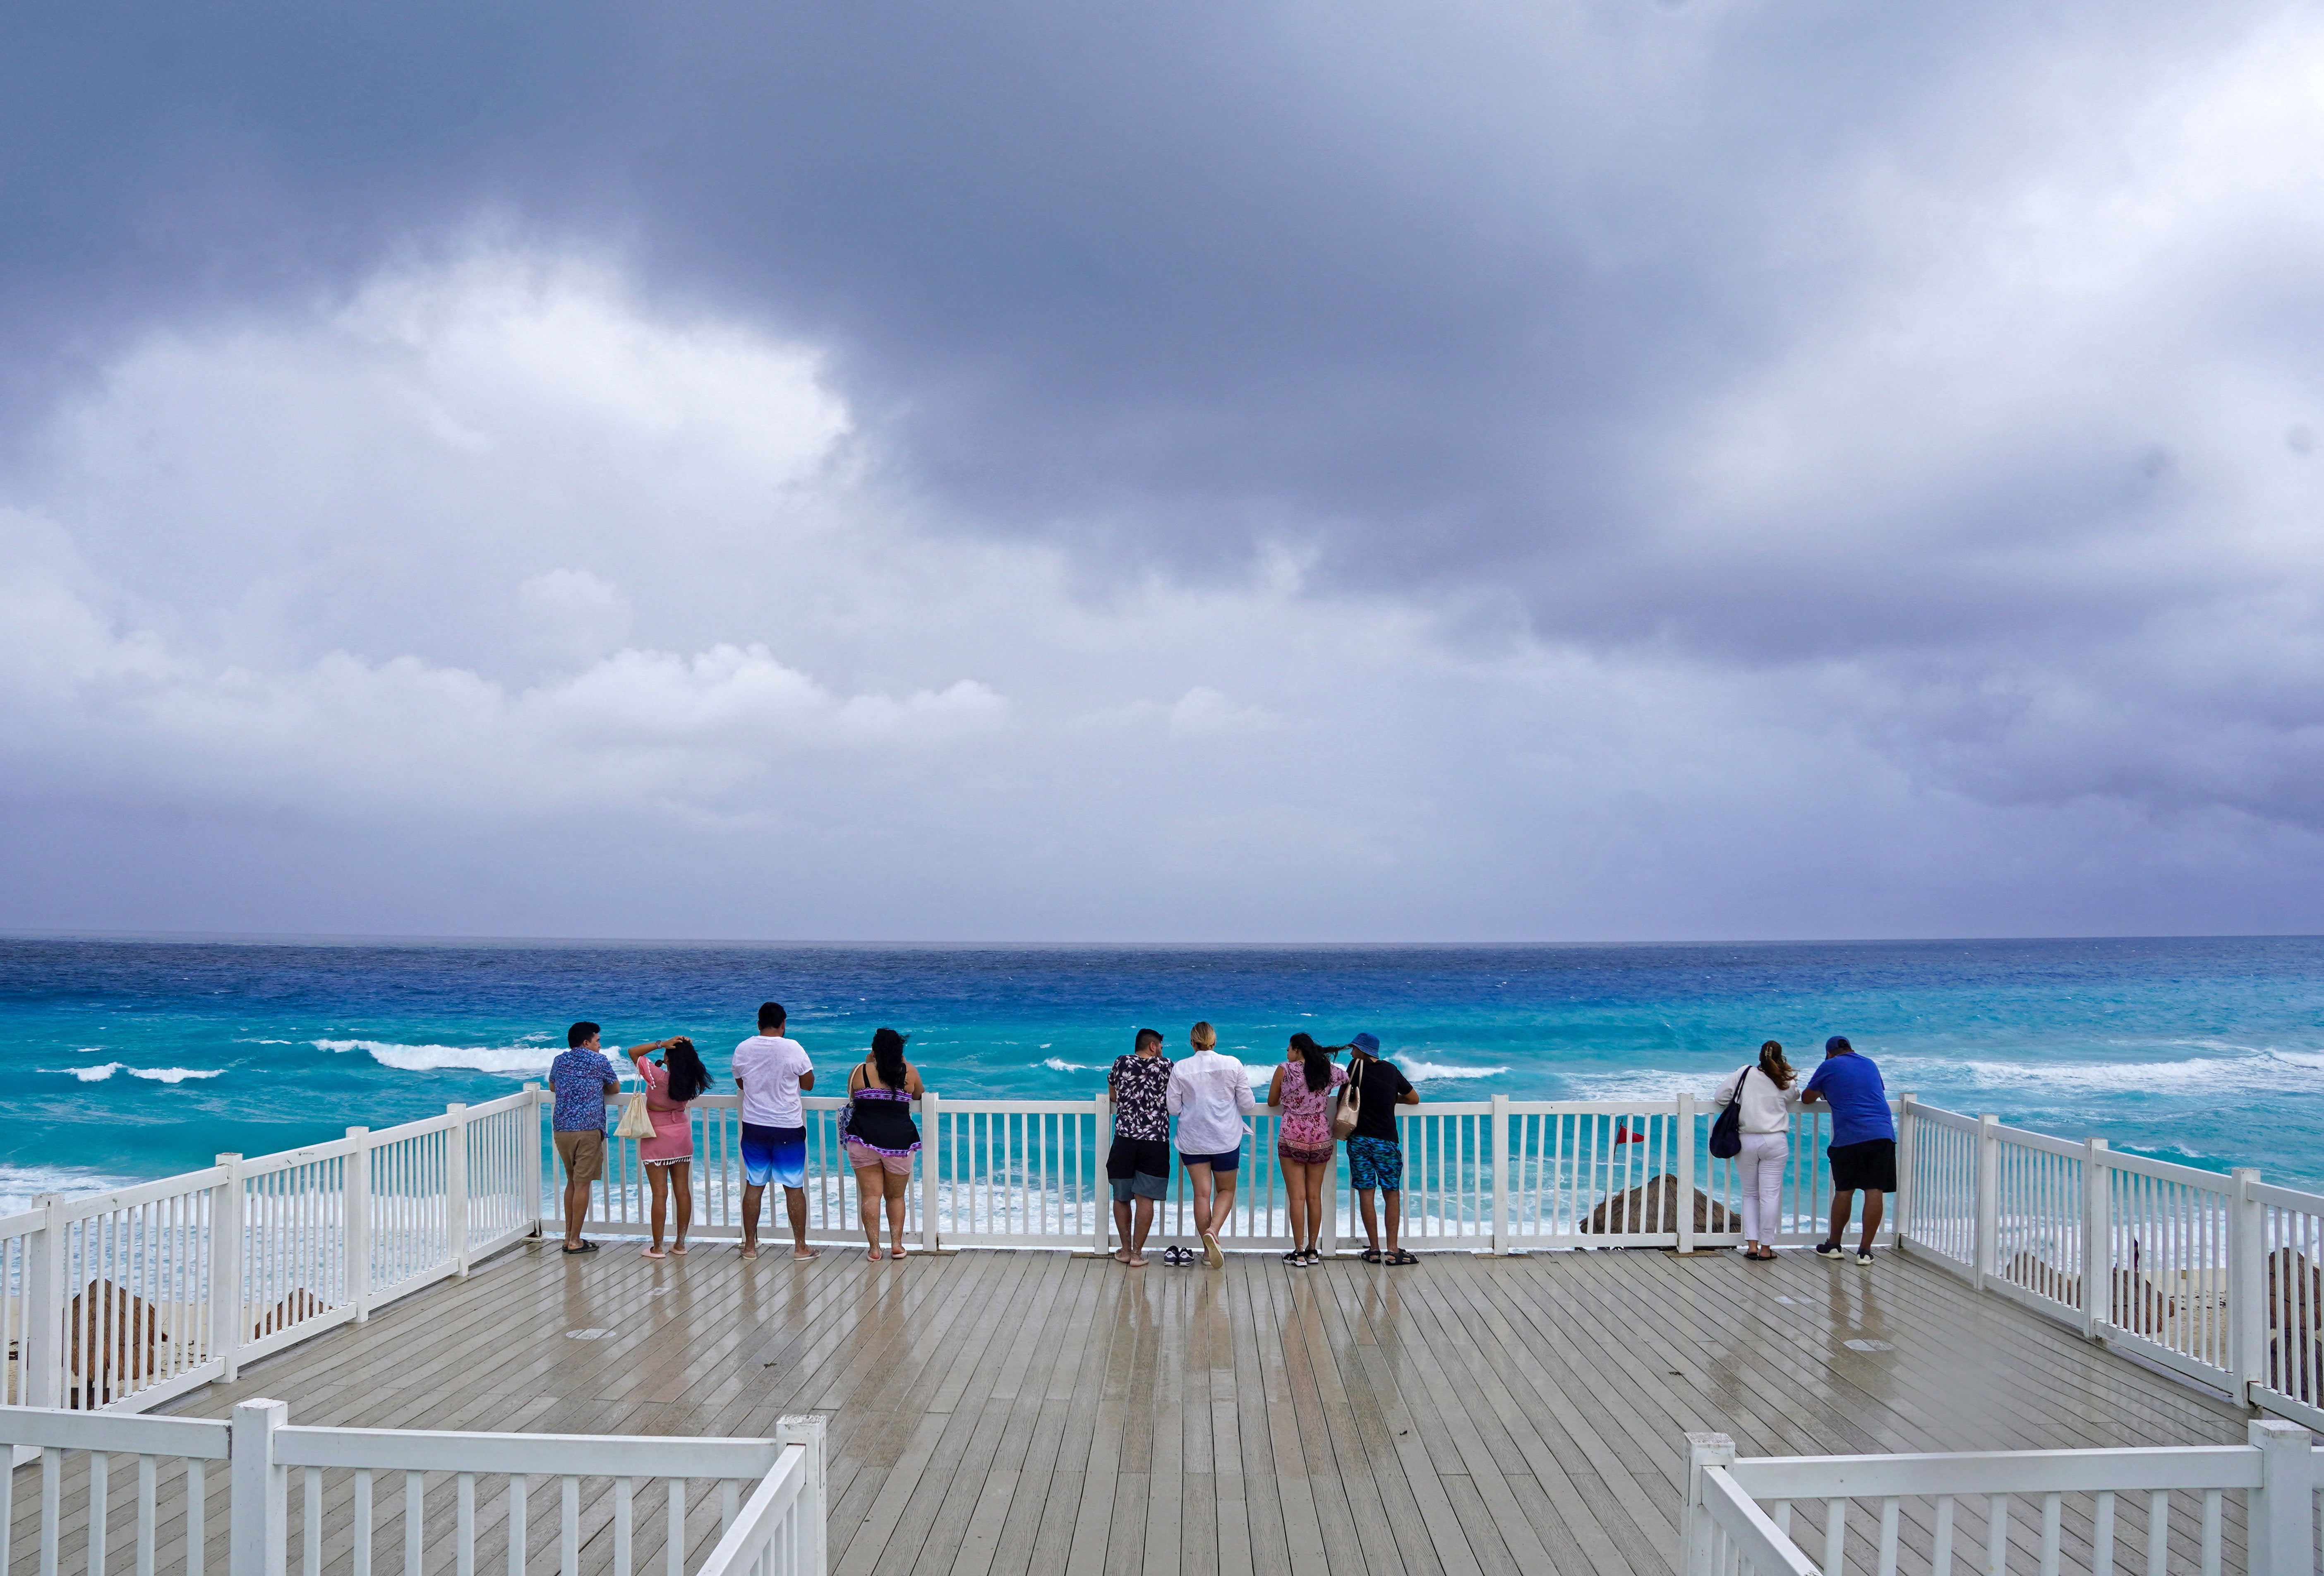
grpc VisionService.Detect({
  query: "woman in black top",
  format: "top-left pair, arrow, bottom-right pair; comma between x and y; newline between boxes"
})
845,1028 -> 924,1261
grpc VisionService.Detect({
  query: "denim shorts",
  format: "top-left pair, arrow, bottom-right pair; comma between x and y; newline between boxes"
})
1178,1146 -> 1240,1174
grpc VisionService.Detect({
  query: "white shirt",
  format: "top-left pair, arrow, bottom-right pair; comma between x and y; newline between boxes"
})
1713,1064 -> 1792,1134
733,1035 -> 813,1128
1167,1048 -> 1257,1156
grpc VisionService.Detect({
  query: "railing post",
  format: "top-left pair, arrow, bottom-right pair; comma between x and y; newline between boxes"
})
920,1091 -> 941,1254
345,1129 -> 372,1324
1094,1093 -> 1112,1256
1893,1093 -> 1916,1249
211,1154 -> 245,1384
23,1192 -> 65,1410
521,1083 -> 546,1239
446,1104 -> 471,1279
230,1398 -> 288,1576
1682,1433 -> 1736,1576
1973,1115 -> 1999,1294
2081,1137 -> 2109,1341
1490,1094 -> 1511,1255
2246,1418 -> 2313,1576
2233,1167 -> 2265,1400
775,1413 -> 830,1576
1676,1094 -> 1697,1255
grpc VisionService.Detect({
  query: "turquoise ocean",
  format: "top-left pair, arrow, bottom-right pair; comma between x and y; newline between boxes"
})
3,934 -> 2320,1211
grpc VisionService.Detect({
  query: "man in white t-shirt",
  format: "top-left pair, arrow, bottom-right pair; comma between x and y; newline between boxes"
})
733,1000 -> 817,1261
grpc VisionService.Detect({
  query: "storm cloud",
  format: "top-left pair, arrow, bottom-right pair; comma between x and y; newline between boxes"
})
2,1 -> 2321,940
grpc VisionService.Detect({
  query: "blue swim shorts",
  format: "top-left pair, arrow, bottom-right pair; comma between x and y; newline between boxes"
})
1348,1135 -> 1404,1192
741,1122 -> 807,1189
1178,1146 -> 1240,1174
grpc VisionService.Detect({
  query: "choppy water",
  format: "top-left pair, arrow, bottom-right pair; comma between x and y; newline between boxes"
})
4,934 -> 2321,1210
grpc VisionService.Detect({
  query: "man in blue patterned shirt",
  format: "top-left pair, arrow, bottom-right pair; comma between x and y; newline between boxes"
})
549,1021 -> 672,1254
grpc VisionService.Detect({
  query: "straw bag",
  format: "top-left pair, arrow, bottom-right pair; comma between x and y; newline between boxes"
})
1331,1064 -> 1362,1141
615,1088 -> 656,1141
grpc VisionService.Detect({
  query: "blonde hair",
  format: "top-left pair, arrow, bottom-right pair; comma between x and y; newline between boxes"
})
1189,1021 -> 1217,1050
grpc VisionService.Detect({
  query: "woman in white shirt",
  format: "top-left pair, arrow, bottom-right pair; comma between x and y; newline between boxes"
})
1714,1041 -> 1796,1260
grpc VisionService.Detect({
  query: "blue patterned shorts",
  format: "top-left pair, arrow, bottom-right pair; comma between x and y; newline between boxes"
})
1348,1135 -> 1403,1192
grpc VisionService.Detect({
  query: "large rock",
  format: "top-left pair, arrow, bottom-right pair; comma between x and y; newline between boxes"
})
1580,1174 -> 1735,1236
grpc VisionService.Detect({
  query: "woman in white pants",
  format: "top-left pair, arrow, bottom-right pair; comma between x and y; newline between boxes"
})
1714,1042 -> 1797,1260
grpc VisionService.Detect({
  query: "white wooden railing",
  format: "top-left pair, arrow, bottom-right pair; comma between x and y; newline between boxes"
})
7,1071 -> 2324,1443
573,1088 -> 1882,1255
0,1401 -> 825,1576
1,1089 -> 541,1417
1683,1420 -> 2316,1576
1892,1099 -> 2324,1431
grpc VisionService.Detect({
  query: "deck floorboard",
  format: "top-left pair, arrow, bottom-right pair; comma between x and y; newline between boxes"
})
0,1241 -> 2240,1576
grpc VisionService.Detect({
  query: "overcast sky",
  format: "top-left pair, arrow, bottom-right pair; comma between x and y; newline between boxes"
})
3,1 -> 2322,943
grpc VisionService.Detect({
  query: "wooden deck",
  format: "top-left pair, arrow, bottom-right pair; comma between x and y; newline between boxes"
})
157,1239 -> 2248,1576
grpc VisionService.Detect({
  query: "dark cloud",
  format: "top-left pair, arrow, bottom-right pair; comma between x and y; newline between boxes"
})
3,1 -> 2323,935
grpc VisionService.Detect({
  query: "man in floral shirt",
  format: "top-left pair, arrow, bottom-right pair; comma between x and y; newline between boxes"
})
1105,1028 -> 1174,1266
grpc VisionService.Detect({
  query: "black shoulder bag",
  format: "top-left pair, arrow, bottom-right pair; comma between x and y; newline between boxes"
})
1708,1065 -> 1750,1159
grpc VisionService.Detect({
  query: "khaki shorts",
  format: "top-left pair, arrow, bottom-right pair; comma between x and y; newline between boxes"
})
554,1128 -> 606,1184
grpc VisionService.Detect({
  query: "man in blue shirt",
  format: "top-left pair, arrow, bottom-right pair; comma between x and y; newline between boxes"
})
550,1021 -> 675,1254
1800,1035 -> 1895,1266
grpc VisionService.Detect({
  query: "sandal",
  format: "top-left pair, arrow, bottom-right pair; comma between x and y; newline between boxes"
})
1359,1247 -> 1384,1264
1385,1249 -> 1419,1266
1282,1250 -> 1307,1267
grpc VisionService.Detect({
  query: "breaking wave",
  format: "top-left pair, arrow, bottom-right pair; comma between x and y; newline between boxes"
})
48,1063 -> 224,1084
314,1038 -> 556,1074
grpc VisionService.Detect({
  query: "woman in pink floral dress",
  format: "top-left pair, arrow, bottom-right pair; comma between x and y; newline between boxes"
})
1267,1033 -> 1348,1267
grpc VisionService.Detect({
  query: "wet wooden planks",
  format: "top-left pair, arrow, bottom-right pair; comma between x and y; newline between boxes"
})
90,1240 -> 2251,1576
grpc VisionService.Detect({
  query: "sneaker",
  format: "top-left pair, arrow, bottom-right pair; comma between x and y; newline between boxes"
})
1814,1242 -> 1848,1260
1856,1249 -> 1874,1267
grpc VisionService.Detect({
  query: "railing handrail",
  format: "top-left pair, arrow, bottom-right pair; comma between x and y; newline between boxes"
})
274,1423 -> 786,1478
1730,1442 -> 2266,1499
693,1446 -> 814,1576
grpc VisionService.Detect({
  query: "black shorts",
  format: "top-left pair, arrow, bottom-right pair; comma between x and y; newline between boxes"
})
1106,1136 -> 1171,1183
1828,1138 -> 1897,1194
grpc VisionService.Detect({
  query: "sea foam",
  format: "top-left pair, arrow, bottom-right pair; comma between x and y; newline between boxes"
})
314,1039 -> 556,1074
46,1063 -> 223,1084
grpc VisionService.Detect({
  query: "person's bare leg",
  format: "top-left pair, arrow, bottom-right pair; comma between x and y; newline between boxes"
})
1859,1192 -> 1885,1254
1208,1174 -> 1240,1243
1828,1190 -> 1855,1247
671,1163 -> 692,1252
1384,1189 -> 1403,1255
1356,1189 -> 1381,1254
645,1165 -> 669,1256
741,1182 -> 765,1258
1302,1164 -> 1328,1254
1113,1196 -> 1134,1262
785,1185 -> 816,1259
1127,1196 -> 1154,1266
854,1166 -> 885,1259
884,1173 -> 909,1258
1187,1163 -> 1215,1256
563,1169 -> 591,1249
1282,1156 -> 1309,1253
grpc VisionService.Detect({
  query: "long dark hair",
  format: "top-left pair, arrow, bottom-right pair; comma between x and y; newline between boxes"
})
1757,1040 -> 1796,1091
1287,1033 -> 1337,1093
870,1027 -> 910,1090
663,1038 -> 710,1103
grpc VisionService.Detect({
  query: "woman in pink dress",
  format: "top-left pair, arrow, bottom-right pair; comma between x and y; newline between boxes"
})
629,1036 -> 711,1258
1267,1033 -> 1348,1267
